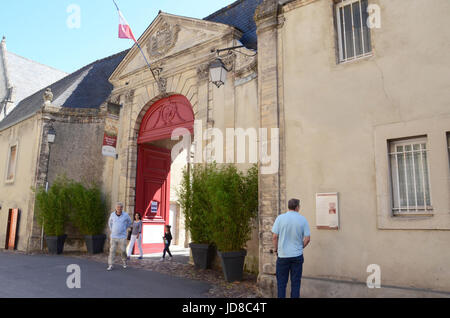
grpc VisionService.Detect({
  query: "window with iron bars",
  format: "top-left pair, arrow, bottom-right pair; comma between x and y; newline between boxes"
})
335,0 -> 373,63
389,138 -> 433,215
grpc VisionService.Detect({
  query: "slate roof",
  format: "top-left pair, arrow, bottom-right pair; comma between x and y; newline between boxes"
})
0,49 -> 129,131
6,52 -> 68,108
204,0 -> 294,50
204,0 -> 264,50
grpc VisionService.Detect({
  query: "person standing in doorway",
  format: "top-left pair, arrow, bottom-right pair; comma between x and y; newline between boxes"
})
107,203 -> 132,271
272,199 -> 311,298
127,213 -> 144,260
160,225 -> 173,261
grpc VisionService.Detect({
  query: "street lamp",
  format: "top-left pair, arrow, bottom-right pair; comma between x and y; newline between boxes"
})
47,125 -> 56,144
209,59 -> 229,88
209,45 -> 256,88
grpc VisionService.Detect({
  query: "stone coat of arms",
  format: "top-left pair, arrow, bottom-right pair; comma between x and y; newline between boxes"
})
147,21 -> 180,59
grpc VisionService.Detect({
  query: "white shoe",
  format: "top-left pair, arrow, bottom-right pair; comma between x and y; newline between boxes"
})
160,257 -> 165,261
107,265 -> 113,271
123,264 -> 127,269
169,256 -> 173,261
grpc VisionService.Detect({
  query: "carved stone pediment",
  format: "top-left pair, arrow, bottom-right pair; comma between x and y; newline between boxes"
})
146,22 -> 181,59
110,13 -> 241,82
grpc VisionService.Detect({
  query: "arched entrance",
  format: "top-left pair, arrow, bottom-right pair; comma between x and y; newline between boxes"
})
135,94 -> 194,254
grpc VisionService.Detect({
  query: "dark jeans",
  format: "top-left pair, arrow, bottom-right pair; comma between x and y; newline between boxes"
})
276,255 -> 304,298
163,243 -> 172,258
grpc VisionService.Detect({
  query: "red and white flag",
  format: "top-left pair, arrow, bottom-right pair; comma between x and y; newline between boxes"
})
114,0 -> 137,42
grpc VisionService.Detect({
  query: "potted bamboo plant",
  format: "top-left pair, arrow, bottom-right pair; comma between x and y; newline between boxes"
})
35,176 -> 71,255
178,165 -> 216,269
69,182 -> 108,254
207,164 -> 259,282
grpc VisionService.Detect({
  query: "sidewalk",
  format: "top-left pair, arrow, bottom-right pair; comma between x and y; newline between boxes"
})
135,245 -> 190,264
67,246 -> 262,298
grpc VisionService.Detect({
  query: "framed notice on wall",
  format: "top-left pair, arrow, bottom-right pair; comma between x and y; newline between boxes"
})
316,193 -> 339,230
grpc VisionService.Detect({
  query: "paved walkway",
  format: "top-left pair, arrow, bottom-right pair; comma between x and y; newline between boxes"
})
135,245 -> 191,264
0,251 -> 210,298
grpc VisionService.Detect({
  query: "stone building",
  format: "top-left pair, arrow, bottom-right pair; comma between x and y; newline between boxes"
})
0,37 -> 67,121
0,50 -> 128,251
0,0 -> 449,297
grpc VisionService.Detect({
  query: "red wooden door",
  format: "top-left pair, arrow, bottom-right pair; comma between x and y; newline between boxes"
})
135,95 -> 194,255
5,209 -> 19,250
136,144 -> 171,254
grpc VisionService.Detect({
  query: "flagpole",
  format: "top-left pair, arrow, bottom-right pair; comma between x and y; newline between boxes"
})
113,0 -> 160,86
136,43 -> 159,84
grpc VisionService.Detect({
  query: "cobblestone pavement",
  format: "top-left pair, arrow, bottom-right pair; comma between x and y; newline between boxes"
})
64,252 -> 263,298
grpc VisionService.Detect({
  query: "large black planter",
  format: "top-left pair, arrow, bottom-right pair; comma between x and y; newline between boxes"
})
84,234 -> 107,254
46,235 -> 67,255
189,243 -> 216,269
218,250 -> 247,283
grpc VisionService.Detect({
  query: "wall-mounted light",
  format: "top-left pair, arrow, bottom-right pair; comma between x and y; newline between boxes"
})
209,45 -> 256,88
47,125 -> 56,144
209,59 -> 229,88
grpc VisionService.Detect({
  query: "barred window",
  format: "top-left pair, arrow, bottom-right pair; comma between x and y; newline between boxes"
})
6,145 -> 17,182
336,0 -> 373,63
389,138 -> 433,215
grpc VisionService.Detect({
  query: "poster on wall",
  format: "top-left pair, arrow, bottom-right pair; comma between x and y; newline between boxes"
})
316,193 -> 339,230
102,104 -> 120,158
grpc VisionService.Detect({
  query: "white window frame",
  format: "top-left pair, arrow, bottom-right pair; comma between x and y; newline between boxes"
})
388,137 -> 433,215
5,142 -> 18,184
336,0 -> 373,63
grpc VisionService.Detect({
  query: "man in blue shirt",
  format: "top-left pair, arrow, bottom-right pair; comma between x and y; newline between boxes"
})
107,202 -> 132,271
272,199 -> 311,298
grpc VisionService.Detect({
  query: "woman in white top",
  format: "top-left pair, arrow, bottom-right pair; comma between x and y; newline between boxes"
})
127,213 -> 144,259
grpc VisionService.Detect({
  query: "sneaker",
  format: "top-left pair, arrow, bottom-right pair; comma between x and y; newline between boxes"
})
107,265 -> 113,271
160,257 -> 165,261
169,256 -> 173,261
123,264 -> 127,269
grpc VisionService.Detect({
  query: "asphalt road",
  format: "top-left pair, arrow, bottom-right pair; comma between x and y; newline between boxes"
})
0,251 -> 211,298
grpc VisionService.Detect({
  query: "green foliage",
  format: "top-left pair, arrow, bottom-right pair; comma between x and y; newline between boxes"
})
34,175 -> 108,237
177,164 -> 215,244
178,163 -> 259,252
207,164 -> 259,252
35,176 -> 72,237
68,182 -> 108,236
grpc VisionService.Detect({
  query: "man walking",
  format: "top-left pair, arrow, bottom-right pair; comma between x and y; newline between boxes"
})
107,202 -> 132,271
272,199 -> 311,298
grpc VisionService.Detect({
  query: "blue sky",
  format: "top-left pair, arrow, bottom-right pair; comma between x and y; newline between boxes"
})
1,0 -> 234,73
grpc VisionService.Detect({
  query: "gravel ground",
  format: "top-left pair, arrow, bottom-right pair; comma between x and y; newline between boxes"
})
63,252 -> 263,298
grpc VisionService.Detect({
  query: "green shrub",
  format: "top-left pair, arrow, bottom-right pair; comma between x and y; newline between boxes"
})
35,175 -> 108,237
35,176 -> 72,237
69,182 -> 108,236
207,164 -> 259,252
178,163 -> 259,251
177,164 -> 214,244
